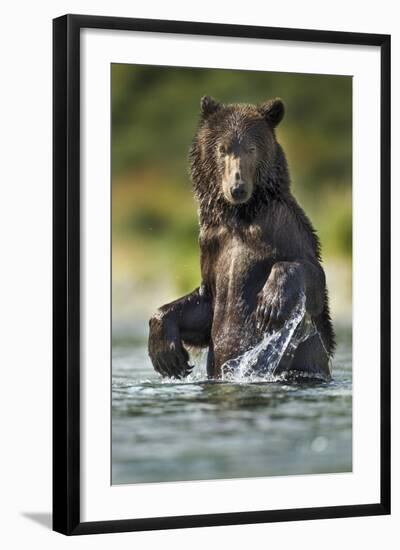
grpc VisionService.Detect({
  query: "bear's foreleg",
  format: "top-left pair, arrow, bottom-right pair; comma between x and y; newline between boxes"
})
148,286 -> 212,378
255,260 -> 325,334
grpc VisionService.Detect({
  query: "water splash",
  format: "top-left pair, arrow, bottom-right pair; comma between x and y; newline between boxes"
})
221,293 -> 321,382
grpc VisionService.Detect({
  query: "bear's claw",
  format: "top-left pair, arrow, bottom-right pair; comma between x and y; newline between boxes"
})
149,338 -> 193,379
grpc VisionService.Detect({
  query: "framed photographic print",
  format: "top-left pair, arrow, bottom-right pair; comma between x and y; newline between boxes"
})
53,14 -> 391,535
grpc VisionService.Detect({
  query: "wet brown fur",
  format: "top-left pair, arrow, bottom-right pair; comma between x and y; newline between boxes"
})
148,97 -> 335,379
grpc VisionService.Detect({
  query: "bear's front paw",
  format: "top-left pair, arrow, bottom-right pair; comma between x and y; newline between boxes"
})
148,315 -> 193,379
255,264 -> 305,333
150,340 -> 193,379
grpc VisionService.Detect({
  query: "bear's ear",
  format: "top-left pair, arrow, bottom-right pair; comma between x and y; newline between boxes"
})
260,98 -> 285,128
200,96 -> 221,118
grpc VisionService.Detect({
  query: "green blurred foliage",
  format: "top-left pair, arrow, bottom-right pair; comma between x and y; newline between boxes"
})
112,64 -> 352,301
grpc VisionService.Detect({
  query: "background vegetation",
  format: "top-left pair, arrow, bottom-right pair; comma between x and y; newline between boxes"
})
112,64 -> 352,334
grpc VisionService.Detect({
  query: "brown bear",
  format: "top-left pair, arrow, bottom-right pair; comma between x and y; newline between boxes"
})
148,96 -> 335,380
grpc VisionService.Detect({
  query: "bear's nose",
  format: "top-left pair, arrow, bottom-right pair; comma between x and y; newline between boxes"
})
231,183 -> 246,201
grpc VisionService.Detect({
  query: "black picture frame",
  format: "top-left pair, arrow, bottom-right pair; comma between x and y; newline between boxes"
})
53,14 -> 391,536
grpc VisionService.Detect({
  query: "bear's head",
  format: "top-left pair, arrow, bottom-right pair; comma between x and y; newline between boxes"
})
190,96 -> 285,210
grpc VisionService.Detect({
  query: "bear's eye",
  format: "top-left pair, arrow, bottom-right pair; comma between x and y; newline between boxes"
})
219,145 -> 226,156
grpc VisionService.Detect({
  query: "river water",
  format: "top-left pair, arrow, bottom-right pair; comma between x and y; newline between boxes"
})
112,327 -> 352,485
